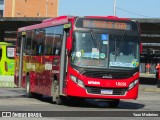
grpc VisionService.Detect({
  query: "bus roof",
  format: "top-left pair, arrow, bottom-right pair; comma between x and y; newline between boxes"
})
18,15 -> 132,32
18,16 -> 74,32
85,16 -> 130,21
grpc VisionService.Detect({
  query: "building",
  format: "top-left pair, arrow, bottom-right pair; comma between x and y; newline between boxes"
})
3,0 -> 58,17
0,0 -> 59,44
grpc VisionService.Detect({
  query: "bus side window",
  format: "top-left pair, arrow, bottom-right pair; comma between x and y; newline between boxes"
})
25,31 -> 32,55
52,26 -> 63,55
54,41 -> 61,55
31,30 -> 37,55
44,26 -> 63,56
44,27 -> 54,55
36,29 -> 45,55
0,48 -> 2,60
32,40 -> 37,55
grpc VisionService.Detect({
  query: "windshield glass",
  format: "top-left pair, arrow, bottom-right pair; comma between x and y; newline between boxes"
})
109,34 -> 139,68
71,31 -> 139,69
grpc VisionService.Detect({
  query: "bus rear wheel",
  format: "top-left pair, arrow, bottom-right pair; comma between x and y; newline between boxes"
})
26,75 -> 33,98
108,99 -> 120,108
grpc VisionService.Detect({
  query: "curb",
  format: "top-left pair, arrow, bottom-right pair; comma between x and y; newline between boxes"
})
0,81 -> 16,88
0,76 -> 16,88
140,73 -> 155,78
139,86 -> 160,92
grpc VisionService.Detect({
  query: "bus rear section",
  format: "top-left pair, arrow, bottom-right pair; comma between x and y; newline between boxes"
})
0,42 -> 15,76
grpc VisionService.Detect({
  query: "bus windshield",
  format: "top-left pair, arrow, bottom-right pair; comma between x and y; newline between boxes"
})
71,31 -> 139,69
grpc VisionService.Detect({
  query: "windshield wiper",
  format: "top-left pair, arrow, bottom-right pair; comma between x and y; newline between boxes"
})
113,33 -> 127,56
90,30 -> 99,48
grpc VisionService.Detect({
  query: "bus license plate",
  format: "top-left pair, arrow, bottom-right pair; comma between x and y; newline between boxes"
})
101,89 -> 113,95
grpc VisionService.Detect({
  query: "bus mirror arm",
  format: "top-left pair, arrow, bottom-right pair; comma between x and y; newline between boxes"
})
66,49 -> 71,57
66,49 -> 69,55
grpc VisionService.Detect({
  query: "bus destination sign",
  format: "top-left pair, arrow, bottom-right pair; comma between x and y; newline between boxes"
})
83,20 -> 131,30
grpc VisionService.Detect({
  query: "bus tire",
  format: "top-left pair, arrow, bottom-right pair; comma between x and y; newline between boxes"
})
51,77 -> 67,105
108,99 -> 120,108
26,75 -> 32,98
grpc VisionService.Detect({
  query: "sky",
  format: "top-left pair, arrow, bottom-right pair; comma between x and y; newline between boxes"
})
59,0 -> 160,18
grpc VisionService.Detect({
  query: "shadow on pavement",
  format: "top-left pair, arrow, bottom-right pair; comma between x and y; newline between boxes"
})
36,96 -> 145,109
119,101 -> 145,109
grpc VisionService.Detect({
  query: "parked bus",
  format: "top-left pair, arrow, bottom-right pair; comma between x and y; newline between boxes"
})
0,42 -> 15,76
15,16 -> 141,107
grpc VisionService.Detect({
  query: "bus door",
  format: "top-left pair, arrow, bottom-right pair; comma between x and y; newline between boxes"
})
58,24 -> 71,97
0,47 -> 2,75
6,46 -> 15,76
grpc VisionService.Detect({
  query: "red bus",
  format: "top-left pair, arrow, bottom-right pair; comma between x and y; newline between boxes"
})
14,16 -> 141,107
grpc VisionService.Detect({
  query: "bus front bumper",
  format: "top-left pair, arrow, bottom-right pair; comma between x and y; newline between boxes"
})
66,80 -> 139,100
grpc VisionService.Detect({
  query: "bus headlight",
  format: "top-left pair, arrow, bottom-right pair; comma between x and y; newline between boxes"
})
134,79 -> 139,85
77,79 -> 85,88
128,83 -> 134,90
70,75 -> 85,88
128,79 -> 139,90
70,75 -> 77,83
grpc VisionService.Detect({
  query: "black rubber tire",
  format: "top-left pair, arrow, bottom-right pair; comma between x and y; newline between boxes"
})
26,75 -> 33,98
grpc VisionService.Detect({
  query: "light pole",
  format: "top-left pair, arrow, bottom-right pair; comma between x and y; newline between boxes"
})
114,0 -> 116,16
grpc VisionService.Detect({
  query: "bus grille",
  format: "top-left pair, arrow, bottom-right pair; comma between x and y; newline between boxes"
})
82,71 -> 132,79
85,86 -> 127,95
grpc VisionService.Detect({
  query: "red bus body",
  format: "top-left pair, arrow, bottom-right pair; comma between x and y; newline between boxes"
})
14,16 -> 141,106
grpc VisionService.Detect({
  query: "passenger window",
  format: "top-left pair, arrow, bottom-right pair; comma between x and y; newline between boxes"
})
44,26 -> 63,55
31,30 -> 37,55
36,29 -> 45,55
25,31 -> 32,55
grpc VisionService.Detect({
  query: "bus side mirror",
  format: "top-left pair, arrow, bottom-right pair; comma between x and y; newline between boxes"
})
64,23 -> 71,36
